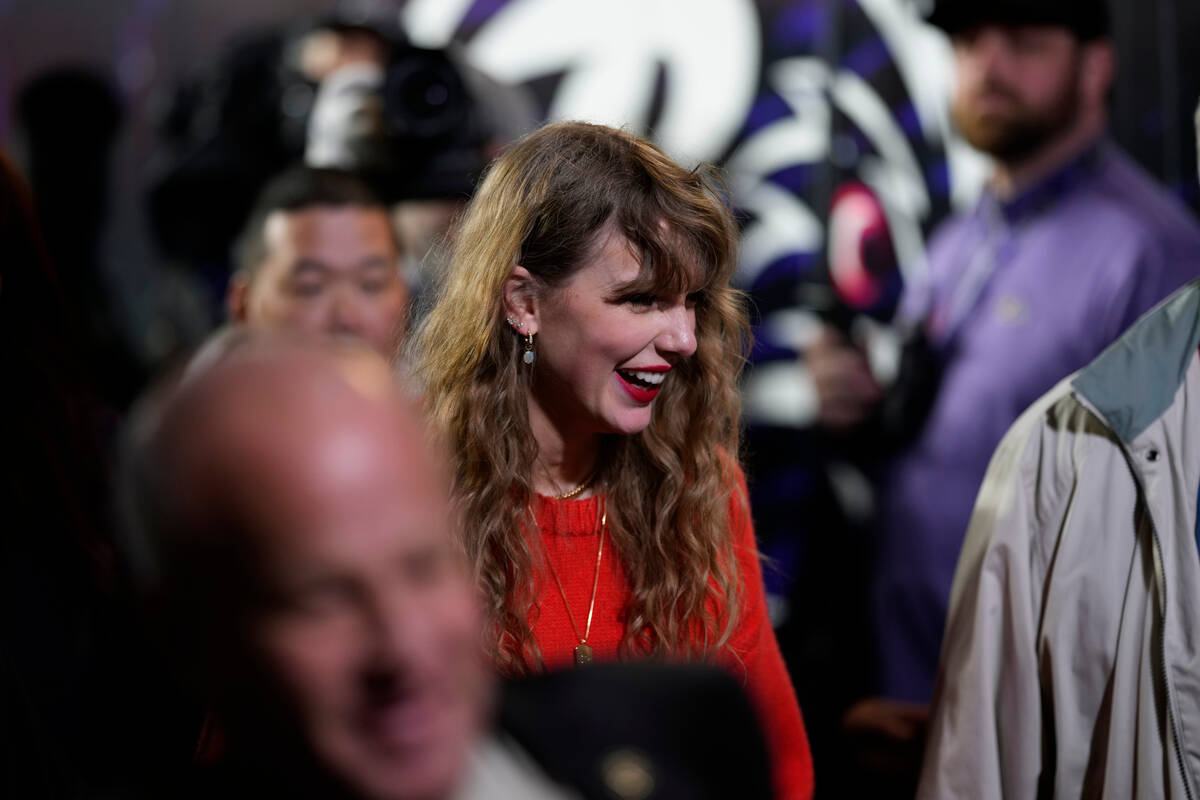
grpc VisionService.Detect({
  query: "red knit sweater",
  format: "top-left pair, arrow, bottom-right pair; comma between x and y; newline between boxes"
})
526,469 -> 814,800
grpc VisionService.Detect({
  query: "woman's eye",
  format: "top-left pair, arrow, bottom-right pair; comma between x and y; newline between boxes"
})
626,294 -> 657,307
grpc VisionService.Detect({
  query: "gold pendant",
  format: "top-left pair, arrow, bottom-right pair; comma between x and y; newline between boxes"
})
574,643 -> 594,666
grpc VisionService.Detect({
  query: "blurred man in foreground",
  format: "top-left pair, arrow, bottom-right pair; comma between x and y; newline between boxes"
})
226,167 -> 409,356
119,333 -> 775,800
123,336 -> 496,798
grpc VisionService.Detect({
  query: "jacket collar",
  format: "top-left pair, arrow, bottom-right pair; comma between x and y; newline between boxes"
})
1071,279 -> 1200,444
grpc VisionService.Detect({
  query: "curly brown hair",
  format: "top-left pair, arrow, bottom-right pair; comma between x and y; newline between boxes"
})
410,121 -> 751,673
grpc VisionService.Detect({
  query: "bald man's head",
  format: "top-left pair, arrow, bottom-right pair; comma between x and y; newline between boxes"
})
122,335 -> 487,800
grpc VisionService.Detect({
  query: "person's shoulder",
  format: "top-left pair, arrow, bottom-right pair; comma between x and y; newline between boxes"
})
945,377 -> 1110,616
1082,145 -> 1200,246
1034,380 -> 1110,446
720,458 -> 756,545
985,378 -> 1111,528
1072,280 -> 1200,439
498,663 -> 774,800
926,206 -> 977,252
721,454 -> 748,492
1002,374 -> 1112,470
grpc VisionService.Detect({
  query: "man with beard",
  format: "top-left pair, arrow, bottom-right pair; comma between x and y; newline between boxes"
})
806,0 -> 1200,785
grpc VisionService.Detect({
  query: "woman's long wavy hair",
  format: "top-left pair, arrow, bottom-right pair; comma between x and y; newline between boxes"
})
411,121 -> 751,674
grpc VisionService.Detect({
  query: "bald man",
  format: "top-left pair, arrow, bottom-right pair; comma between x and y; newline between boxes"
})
119,333 -> 775,800
121,334 -> 572,799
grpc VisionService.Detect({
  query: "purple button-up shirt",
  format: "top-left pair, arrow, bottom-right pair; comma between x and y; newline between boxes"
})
875,139 -> 1200,703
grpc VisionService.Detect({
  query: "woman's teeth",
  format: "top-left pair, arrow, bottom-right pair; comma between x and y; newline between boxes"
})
620,369 -> 666,388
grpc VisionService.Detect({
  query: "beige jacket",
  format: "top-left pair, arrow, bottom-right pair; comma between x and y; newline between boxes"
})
919,281 -> 1200,799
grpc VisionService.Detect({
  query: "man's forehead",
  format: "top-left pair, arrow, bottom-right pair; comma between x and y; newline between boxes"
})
180,341 -> 397,412
166,356 -> 441,564
264,204 -> 397,252
233,438 -> 452,593
165,342 -> 421,497
212,378 -> 423,489
251,490 -> 454,578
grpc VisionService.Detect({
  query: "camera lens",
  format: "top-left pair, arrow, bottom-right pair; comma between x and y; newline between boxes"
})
383,48 -> 468,141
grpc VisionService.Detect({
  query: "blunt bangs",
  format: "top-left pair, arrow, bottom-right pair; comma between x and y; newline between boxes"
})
613,171 -> 734,304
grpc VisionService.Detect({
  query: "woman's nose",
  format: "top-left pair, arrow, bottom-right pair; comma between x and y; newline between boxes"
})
657,305 -> 697,359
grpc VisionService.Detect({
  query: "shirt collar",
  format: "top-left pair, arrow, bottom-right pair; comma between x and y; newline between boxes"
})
979,137 -> 1108,226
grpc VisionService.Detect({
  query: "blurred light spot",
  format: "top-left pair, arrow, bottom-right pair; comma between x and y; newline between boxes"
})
601,750 -> 655,800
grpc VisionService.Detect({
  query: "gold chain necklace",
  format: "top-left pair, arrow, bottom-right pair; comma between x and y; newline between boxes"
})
544,504 -> 606,666
551,467 -> 597,500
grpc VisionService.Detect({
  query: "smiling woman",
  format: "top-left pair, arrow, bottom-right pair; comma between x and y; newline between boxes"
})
411,121 -> 813,799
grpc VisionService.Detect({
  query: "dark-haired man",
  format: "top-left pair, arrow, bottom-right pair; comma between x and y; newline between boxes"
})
227,167 -> 408,355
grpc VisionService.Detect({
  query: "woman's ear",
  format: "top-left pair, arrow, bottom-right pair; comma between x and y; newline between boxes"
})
502,265 -> 539,335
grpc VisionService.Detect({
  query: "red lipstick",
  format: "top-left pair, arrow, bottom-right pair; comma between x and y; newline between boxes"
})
615,366 -> 669,404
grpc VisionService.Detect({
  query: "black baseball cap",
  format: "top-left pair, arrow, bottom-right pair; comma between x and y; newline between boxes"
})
927,0 -> 1110,40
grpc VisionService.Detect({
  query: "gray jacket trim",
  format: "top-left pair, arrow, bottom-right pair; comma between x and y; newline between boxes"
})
1072,278 -> 1200,442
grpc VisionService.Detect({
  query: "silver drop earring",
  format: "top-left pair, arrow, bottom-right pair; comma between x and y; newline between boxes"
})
523,333 -> 536,365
